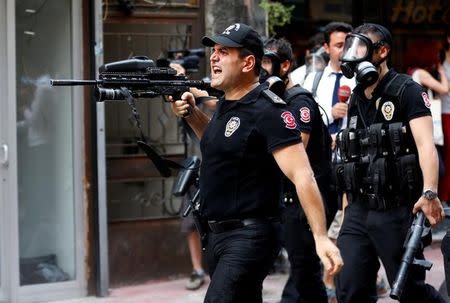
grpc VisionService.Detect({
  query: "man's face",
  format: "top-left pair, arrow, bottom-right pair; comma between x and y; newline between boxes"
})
209,44 -> 247,91
325,31 -> 348,66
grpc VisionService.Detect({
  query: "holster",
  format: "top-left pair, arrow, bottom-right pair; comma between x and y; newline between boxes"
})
341,162 -> 365,204
191,209 -> 208,251
183,189 -> 208,251
365,158 -> 390,210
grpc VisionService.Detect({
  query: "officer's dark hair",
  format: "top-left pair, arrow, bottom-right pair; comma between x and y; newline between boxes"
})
354,23 -> 393,50
323,22 -> 353,45
308,32 -> 325,52
264,38 -> 294,63
239,47 -> 262,76
264,37 -> 295,74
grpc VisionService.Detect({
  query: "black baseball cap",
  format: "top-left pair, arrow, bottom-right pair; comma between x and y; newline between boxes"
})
202,23 -> 264,60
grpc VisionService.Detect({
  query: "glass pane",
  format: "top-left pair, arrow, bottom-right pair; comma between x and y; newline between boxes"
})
103,22 -> 197,221
15,0 -> 75,285
0,0 -> 6,288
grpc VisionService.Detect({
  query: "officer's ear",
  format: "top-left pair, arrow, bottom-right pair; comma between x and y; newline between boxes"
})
241,54 -> 256,73
376,44 -> 390,60
280,59 -> 291,77
323,42 -> 330,55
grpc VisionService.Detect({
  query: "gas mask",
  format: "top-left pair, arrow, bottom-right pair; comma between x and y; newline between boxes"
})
340,33 -> 385,87
305,46 -> 328,75
259,50 -> 282,83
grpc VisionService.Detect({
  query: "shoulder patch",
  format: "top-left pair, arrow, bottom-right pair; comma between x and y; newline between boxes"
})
421,92 -> 431,108
281,111 -> 297,129
299,107 -> 311,123
262,89 -> 286,105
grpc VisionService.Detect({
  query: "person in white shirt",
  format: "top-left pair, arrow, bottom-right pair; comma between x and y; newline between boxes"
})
303,22 -> 355,136
290,32 -> 328,87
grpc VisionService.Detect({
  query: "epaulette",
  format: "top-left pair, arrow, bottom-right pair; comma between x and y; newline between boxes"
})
284,85 -> 313,104
261,89 -> 286,105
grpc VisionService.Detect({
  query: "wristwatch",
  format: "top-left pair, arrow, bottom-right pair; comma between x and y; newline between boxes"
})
422,189 -> 438,200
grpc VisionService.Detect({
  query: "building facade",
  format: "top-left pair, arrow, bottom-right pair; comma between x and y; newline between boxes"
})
1,0 -> 448,302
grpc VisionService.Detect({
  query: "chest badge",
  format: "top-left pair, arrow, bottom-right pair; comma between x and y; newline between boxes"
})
381,101 -> 395,121
225,117 -> 241,137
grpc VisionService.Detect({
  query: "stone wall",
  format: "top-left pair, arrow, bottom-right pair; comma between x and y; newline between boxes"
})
205,0 -> 267,38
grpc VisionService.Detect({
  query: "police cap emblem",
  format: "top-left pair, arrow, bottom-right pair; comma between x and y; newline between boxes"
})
223,23 -> 240,35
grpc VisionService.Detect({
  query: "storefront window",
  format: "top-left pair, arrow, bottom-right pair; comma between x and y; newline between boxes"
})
15,0 -> 76,285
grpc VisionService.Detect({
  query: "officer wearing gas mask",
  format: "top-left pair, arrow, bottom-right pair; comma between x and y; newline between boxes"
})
335,23 -> 446,303
261,38 -> 336,303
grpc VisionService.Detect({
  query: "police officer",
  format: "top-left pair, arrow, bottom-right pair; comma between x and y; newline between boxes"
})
261,38 -> 335,303
170,23 -> 343,303
335,23 -> 445,303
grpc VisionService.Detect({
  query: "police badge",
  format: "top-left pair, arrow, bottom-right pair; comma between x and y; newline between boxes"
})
225,117 -> 240,137
381,101 -> 395,121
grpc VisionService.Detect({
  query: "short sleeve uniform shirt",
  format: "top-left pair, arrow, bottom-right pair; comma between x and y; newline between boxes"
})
199,83 -> 301,220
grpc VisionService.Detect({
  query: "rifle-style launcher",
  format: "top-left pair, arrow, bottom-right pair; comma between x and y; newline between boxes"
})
50,56 -> 214,101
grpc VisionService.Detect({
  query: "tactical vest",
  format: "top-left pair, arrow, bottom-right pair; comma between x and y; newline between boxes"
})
335,74 -> 422,210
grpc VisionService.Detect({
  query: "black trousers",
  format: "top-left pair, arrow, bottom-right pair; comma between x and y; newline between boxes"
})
280,175 -> 337,303
280,203 -> 328,303
336,202 -> 446,303
204,221 -> 281,303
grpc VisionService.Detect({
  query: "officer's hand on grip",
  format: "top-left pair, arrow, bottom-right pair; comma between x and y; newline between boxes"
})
170,91 -> 195,118
413,196 -> 445,226
314,235 -> 344,276
331,102 -> 348,120
190,87 -> 209,98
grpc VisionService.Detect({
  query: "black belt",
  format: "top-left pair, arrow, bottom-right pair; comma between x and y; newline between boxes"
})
207,217 -> 277,233
349,192 -> 402,211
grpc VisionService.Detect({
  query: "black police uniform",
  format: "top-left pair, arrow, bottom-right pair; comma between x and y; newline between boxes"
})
279,85 -> 335,303
199,83 -> 301,303
335,69 -> 445,303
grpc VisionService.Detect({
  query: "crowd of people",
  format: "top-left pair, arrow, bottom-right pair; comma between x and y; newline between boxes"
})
170,21 -> 450,303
